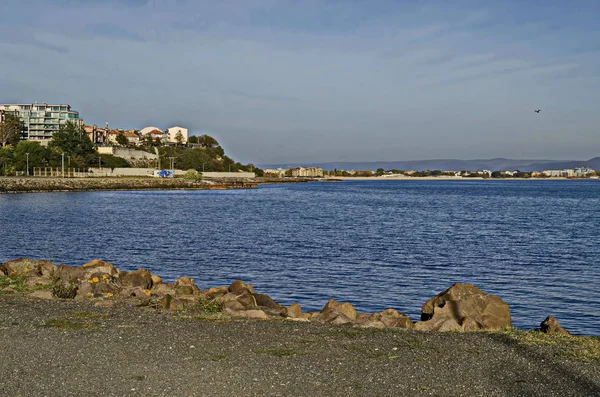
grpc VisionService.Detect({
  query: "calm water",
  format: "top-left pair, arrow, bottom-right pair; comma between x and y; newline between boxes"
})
1,180 -> 599,335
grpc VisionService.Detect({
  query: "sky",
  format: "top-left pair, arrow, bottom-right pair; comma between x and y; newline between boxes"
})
1,0 -> 599,165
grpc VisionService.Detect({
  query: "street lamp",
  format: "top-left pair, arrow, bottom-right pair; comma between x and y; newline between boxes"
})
61,153 -> 65,178
26,153 -> 29,177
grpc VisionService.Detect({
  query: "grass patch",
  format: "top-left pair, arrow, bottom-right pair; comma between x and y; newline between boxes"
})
212,353 -> 229,361
499,329 -> 600,362
72,312 -> 110,319
255,348 -> 298,357
45,319 -> 101,331
0,275 -> 30,293
190,297 -> 223,313
130,375 -> 146,381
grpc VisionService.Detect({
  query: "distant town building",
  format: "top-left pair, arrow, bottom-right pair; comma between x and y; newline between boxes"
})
165,126 -> 188,144
289,166 -> 324,178
0,103 -> 82,141
263,168 -> 286,178
542,168 -> 595,178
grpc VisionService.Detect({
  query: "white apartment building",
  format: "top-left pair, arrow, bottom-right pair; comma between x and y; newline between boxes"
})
0,103 -> 82,141
166,126 -> 188,144
290,166 -> 324,178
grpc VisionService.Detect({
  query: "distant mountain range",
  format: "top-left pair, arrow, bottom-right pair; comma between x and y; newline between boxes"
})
259,157 -> 600,172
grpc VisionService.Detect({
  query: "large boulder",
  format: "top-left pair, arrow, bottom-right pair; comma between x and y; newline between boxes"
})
174,276 -> 200,295
372,308 -> 413,329
414,283 -> 511,331
53,264 -> 86,283
120,269 -> 153,289
311,299 -> 358,324
0,258 -> 57,277
539,316 -> 570,335
82,259 -> 119,280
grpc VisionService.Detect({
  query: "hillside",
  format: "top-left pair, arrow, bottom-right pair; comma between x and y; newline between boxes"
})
260,158 -> 598,172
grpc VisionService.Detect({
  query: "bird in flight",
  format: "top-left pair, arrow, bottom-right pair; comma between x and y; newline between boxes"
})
534,109 -> 542,113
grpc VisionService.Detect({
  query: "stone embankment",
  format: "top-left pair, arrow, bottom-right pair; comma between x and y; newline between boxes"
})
0,177 -> 257,193
0,258 -> 571,335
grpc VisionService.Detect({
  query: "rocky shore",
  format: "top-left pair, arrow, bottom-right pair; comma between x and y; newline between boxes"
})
0,177 -> 257,193
1,258 -> 598,396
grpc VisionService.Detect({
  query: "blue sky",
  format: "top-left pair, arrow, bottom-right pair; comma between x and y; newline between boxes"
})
1,0 -> 599,164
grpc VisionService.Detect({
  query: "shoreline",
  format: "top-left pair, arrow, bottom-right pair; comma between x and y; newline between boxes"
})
0,176 -> 257,194
1,258 -> 599,396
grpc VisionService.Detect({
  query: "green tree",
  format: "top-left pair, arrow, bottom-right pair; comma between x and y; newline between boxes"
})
116,132 -> 129,147
188,135 -> 198,144
376,168 -> 385,176
48,122 -> 96,167
175,130 -> 184,145
0,114 -> 22,146
491,171 -> 503,178
198,134 -> 219,148
0,146 -> 14,175
13,141 -> 50,173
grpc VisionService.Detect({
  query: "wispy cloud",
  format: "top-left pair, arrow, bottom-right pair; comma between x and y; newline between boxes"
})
1,0 -> 599,162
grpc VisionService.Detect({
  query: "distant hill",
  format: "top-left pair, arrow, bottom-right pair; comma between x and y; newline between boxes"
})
259,158 -> 599,172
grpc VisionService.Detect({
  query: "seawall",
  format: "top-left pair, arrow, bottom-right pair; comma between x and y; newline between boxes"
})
0,177 -> 257,193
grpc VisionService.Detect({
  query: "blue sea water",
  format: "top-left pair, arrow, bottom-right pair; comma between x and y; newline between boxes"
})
0,180 -> 598,335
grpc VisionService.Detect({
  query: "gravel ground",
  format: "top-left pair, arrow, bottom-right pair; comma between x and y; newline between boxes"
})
0,295 -> 598,397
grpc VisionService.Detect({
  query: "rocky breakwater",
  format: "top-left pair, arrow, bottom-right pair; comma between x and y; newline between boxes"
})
0,177 -> 257,193
0,258 -> 571,334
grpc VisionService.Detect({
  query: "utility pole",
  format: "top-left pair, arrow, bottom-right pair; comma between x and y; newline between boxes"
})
26,153 -> 29,177
168,157 -> 175,176
61,153 -> 64,178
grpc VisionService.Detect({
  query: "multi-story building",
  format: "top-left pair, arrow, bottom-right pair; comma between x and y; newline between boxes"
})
0,103 -> 82,141
289,166 -> 324,178
166,126 -> 188,144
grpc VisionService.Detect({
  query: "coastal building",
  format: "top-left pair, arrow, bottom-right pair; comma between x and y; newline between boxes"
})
0,103 -> 82,141
140,126 -> 165,143
289,166 -> 324,178
263,168 -> 286,178
165,126 -> 188,144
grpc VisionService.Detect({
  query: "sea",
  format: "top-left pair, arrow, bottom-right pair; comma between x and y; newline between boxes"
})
0,180 -> 598,335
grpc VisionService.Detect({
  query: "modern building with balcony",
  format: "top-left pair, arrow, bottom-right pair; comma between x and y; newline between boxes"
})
0,103 -> 82,141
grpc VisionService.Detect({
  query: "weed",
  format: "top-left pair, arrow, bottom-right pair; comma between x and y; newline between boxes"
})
499,329 -> 600,362
212,353 -> 229,361
191,298 -> 223,313
51,281 -> 77,299
255,348 -> 298,357
45,319 -> 100,331
72,312 -> 110,319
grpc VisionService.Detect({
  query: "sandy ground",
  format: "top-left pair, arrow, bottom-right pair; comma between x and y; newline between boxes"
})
1,295 -> 598,397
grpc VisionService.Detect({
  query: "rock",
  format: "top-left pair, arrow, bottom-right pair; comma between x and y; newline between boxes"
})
150,275 -> 162,285
320,299 -> 357,320
161,294 -> 173,310
1,287 -> 17,294
25,276 -> 53,287
206,286 -> 229,296
81,260 -> 119,279
372,308 -> 413,329
286,303 -> 303,318
359,320 -> 386,329
175,285 -> 196,296
228,280 -> 249,294
254,293 -> 284,310
414,283 -> 511,332
540,316 -> 570,335
29,290 -> 54,300
120,269 -> 153,289
0,268 -> 5,276
152,283 -> 176,296
0,258 -> 56,277
224,308 -> 269,320
53,265 -> 86,283
174,276 -> 199,295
